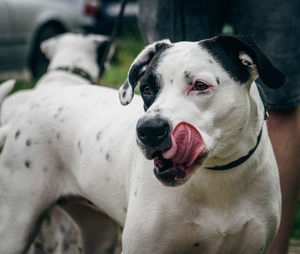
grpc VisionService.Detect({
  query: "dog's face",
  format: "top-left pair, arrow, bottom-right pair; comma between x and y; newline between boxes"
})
119,35 -> 284,187
40,33 -> 110,79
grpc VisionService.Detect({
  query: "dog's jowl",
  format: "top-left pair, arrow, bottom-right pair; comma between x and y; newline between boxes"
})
0,34 -> 282,254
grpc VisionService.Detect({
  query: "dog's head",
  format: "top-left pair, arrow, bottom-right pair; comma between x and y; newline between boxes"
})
119,35 -> 284,187
41,33 -> 110,81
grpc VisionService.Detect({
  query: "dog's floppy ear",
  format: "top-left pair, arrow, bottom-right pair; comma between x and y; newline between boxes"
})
87,34 -> 110,44
201,35 -> 285,88
40,34 -> 64,60
91,35 -> 113,69
119,39 -> 171,105
87,34 -> 112,75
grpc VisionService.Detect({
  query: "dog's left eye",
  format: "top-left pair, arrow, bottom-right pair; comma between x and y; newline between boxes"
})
141,85 -> 153,95
193,81 -> 209,91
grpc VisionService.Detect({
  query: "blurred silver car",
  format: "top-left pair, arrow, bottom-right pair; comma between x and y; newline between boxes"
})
0,0 -> 100,79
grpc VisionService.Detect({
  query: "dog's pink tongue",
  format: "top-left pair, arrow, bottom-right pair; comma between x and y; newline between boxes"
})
162,122 -> 205,167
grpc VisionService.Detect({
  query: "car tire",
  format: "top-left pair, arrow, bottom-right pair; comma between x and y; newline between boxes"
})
30,24 -> 64,80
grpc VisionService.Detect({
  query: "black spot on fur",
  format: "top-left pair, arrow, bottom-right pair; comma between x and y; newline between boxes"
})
54,107 -> 64,119
193,243 -> 200,247
25,160 -> 31,169
184,71 -> 193,85
134,189 -> 138,196
216,77 -> 220,84
30,103 -> 39,110
170,79 -> 174,84
209,59 -> 213,64
42,166 -> 48,172
123,207 -> 127,213
56,133 -> 60,140
26,139 -> 32,146
123,81 -> 130,90
105,152 -> 112,161
96,131 -> 101,141
78,141 -> 82,154
15,130 -> 20,140
122,91 -> 126,98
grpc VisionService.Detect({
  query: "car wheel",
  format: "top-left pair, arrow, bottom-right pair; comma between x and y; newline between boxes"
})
30,24 -> 64,80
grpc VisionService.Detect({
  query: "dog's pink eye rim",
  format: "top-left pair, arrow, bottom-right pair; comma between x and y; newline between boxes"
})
186,79 -> 213,95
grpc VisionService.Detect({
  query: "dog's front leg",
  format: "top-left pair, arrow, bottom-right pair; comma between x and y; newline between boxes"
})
121,199 -> 182,254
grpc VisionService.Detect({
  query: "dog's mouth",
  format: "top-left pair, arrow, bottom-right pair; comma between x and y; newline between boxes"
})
152,122 -> 207,186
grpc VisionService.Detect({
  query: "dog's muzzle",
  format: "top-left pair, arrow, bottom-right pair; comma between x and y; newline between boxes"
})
137,118 -> 207,187
136,116 -> 172,158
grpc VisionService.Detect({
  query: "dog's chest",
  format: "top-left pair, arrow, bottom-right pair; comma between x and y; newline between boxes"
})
173,207 -> 265,254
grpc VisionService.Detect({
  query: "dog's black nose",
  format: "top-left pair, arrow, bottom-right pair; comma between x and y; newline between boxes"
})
137,117 -> 171,147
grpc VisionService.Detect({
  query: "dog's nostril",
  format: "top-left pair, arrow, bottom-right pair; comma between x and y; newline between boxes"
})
138,130 -> 147,139
154,128 -> 168,139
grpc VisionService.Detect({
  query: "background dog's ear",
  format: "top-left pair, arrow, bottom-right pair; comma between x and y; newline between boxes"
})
87,34 -> 110,44
40,34 -> 64,60
119,39 -> 171,105
93,36 -> 113,72
87,34 -> 112,77
201,35 -> 285,88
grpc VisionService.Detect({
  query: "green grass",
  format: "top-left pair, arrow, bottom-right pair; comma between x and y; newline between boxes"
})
292,200 -> 300,238
11,79 -> 34,93
101,26 -> 145,89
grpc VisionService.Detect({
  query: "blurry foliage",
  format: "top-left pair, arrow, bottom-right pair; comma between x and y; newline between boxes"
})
292,199 -> 300,239
101,25 -> 145,89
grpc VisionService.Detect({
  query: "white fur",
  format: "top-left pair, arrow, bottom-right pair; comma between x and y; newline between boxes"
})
0,36 -> 281,254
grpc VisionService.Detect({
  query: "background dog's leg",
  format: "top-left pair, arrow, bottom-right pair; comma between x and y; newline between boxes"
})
0,144 -> 62,253
0,195 -> 54,254
59,198 -> 121,254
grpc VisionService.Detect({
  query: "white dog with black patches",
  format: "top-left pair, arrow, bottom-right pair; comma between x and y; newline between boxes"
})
0,33 -> 283,254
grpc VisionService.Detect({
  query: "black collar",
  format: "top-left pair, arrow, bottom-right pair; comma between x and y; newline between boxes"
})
205,126 -> 263,171
52,66 -> 95,84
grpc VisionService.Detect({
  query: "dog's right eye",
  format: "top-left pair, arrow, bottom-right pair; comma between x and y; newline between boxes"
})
141,85 -> 153,95
194,81 -> 209,91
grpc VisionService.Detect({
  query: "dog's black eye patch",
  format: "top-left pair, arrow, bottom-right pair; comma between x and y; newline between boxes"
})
140,84 -> 153,95
140,83 -> 157,110
140,72 -> 162,110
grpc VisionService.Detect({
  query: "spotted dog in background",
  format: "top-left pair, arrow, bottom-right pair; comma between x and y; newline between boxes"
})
0,34 -> 283,254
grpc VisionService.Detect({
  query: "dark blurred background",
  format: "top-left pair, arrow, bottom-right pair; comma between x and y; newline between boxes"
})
0,0 -> 139,81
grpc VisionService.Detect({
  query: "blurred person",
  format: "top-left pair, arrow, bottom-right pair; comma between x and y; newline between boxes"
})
137,0 -> 300,253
